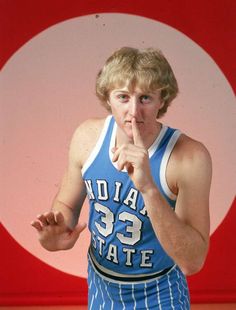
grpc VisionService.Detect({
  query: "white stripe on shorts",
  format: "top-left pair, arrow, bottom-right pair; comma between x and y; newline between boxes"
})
175,269 -> 184,309
144,282 -> 149,310
105,282 -> 113,310
156,279 -> 162,310
98,277 -> 105,308
131,284 -> 136,309
167,273 -> 175,310
119,283 -> 125,310
89,295 -> 94,310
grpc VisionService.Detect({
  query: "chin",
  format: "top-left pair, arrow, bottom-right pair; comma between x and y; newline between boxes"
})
122,127 -> 133,140
126,130 -> 134,141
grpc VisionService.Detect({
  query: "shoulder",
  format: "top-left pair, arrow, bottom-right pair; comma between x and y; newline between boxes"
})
167,133 -> 212,193
174,134 -> 211,165
69,117 -> 108,167
71,117 -> 107,142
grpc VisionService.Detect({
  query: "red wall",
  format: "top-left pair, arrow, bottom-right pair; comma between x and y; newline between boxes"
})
1,0 -> 235,305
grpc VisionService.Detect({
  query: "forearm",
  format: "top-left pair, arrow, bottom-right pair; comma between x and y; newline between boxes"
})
51,197 -> 79,230
142,186 -> 209,275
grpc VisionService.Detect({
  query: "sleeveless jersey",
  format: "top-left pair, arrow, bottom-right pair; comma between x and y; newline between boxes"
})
82,115 -> 182,279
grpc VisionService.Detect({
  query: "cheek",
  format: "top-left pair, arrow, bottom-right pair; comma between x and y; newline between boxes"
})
143,106 -> 158,117
110,103 -> 127,116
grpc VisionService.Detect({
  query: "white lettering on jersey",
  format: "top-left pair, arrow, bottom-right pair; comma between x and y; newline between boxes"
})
123,248 -> 136,266
92,230 -> 97,249
84,179 -> 95,200
97,180 -> 109,200
123,188 -> 138,210
140,250 -> 154,268
106,244 -> 119,264
117,211 -> 142,245
114,181 -> 122,202
86,180 -> 157,270
139,204 -> 148,217
91,235 -> 155,268
85,179 -> 147,217
97,235 -> 105,256
95,203 -> 114,237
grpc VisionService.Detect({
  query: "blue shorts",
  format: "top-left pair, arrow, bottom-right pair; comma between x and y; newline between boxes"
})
87,258 -> 190,310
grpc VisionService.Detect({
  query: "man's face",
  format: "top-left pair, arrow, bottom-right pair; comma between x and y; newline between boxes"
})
108,85 -> 164,142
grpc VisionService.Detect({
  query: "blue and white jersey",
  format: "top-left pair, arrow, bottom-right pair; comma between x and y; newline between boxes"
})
82,115 -> 182,279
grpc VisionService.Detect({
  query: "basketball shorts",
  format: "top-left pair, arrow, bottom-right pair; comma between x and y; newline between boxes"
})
87,257 -> 190,310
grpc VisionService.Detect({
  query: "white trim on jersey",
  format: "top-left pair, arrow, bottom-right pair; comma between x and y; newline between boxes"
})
148,125 -> 168,158
159,130 -> 182,201
82,115 -> 112,176
109,122 -> 169,171
109,121 -> 123,171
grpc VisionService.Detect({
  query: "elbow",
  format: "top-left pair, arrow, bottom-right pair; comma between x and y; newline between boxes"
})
181,261 -> 205,276
181,254 -> 208,276
182,237 -> 210,276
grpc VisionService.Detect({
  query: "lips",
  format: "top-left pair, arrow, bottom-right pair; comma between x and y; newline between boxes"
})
125,120 -> 144,124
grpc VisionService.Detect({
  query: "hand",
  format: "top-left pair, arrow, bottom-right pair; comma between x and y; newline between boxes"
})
31,211 -> 86,251
112,118 -> 155,192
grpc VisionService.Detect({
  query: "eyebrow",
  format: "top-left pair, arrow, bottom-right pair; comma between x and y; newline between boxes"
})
113,90 -> 156,96
113,89 -> 129,93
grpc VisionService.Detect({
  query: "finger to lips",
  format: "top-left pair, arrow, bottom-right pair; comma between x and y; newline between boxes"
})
131,118 -> 145,147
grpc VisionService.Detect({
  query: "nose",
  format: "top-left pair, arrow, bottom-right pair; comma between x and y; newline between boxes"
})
129,96 -> 141,118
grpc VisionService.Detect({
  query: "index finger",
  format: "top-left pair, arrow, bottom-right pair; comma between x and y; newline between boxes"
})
131,118 -> 145,147
55,211 -> 65,226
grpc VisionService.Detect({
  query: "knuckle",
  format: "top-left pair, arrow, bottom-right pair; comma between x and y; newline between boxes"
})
121,144 -> 127,151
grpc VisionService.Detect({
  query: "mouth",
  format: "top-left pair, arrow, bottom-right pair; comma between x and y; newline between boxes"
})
125,120 -> 144,124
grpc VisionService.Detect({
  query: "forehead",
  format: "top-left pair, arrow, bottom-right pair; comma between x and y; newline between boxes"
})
111,85 -> 160,95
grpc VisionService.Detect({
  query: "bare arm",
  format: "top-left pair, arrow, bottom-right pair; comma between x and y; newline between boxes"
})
31,124 -> 88,251
141,140 -> 212,275
113,118 -> 212,275
51,128 -> 88,229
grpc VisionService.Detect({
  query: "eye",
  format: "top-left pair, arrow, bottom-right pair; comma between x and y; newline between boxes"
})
117,94 -> 129,102
140,95 -> 152,104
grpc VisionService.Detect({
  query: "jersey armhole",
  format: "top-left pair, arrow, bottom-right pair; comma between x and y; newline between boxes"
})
81,115 -> 112,176
160,130 -> 182,201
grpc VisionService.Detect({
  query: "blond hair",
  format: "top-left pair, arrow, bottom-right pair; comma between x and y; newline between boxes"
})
96,47 -> 178,118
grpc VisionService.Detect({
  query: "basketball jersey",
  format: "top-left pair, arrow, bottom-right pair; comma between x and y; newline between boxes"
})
82,115 -> 182,279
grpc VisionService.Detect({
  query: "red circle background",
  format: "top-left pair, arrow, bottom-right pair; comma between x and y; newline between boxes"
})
0,0 -> 235,305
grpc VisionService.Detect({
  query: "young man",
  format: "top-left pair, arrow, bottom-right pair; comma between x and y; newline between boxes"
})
32,47 -> 212,309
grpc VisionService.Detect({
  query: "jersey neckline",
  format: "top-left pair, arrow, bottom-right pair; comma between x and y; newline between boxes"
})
109,119 -> 168,172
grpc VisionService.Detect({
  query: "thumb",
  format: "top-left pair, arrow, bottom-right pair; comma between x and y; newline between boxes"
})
70,222 -> 87,239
